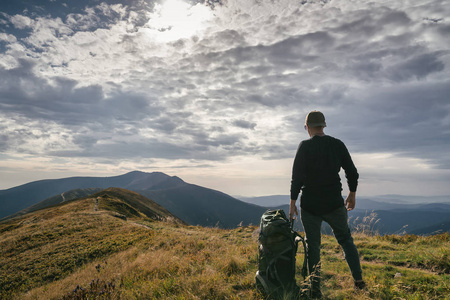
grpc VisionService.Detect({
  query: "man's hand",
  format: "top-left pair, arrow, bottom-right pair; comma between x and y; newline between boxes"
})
289,199 -> 298,221
345,191 -> 356,211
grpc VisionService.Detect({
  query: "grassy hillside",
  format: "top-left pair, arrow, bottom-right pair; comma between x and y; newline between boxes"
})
0,190 -> 449,299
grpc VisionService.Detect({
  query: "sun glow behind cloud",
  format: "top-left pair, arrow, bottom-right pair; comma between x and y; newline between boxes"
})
146,0 -> 214,42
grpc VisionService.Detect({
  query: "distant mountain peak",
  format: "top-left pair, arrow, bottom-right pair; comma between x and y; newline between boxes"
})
120,171 -> 186,190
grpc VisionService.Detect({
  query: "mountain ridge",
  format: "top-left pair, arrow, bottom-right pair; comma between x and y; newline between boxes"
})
0,171 -> 267,228
0,171 -> 183,220
6,187 -> 104,220
90,187 -> 185,224
2,172 -> 449,234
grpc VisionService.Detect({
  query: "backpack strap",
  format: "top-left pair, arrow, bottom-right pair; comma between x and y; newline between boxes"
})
294,232 -> 309,278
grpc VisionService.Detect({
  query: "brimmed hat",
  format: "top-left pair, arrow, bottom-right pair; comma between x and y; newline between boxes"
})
305,111 -> 326,127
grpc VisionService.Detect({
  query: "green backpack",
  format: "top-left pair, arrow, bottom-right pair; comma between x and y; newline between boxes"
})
255,209 -> 308,299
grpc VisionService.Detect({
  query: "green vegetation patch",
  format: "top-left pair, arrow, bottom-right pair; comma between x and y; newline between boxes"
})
372,233 -> 450,273
0,199 -> 153,298
1,197 -> 449,300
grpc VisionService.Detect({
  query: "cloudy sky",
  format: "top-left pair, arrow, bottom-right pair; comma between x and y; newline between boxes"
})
1,0 -> 449,198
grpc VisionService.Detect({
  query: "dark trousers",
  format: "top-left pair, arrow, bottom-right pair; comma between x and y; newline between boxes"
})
301,206 -> 363,291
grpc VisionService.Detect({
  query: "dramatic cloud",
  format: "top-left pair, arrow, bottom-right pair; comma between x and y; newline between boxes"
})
0,0 -> 449,197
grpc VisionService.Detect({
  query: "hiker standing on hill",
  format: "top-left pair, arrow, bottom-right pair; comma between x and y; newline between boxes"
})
289,111 -> 366,298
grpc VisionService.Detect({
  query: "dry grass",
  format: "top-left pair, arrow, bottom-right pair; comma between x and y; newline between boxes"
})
1,195 -> 449,299
0,197 -> 151,299
321,233 -> 450,299
17,224 -> 261,300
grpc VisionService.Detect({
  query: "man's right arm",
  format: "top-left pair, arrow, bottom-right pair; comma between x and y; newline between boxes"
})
290,142 -> 306,201
289,199 -> 298,220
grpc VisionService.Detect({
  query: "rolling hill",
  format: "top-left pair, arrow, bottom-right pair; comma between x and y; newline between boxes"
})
0,171 -> 267,228
0,187 -> 448,299
0,171 -> 181,219
0,188 -> 184,299
90,187 -> 185,224
2,171 -> 449,233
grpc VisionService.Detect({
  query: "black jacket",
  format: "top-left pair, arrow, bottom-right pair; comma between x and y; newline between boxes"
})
290,135 -> 359,215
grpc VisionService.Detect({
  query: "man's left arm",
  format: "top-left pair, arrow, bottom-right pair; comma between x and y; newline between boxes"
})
345,191 -> 356,211
340,141 -> 358,210
341,142 -> 359,192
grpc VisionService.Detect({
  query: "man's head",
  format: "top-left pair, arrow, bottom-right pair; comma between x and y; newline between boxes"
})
305,111 -> 326,128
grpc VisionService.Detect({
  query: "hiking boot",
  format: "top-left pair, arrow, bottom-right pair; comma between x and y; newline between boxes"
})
354,280 -> 367,290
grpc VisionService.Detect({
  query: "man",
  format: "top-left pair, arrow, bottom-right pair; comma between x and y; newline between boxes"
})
289,111 -> 366,298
